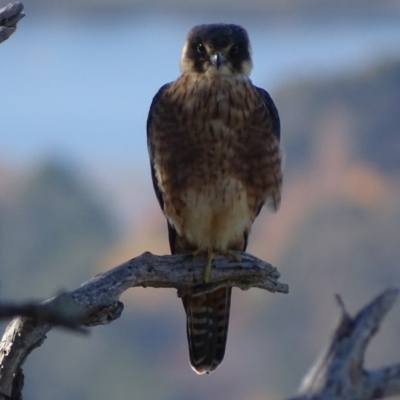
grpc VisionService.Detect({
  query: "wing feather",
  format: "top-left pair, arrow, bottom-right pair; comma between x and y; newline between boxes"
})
147,83 -> 180,254
255,86 -> 281,142
242,86 -> 282,214
147,83 -> 172,212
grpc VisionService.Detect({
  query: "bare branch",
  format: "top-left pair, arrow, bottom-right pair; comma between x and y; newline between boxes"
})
290,287 -> 400,400
0,2 -> 24,44
0,251 -> 287,399
3,252 -> 397,400
365,364 -> 400,399
0,292 -> 89,333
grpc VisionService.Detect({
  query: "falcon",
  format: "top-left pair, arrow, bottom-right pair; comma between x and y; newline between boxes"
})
147,23 -> 282,374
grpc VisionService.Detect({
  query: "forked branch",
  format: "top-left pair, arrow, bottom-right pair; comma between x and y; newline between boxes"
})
0,251 -> 287,399
1,254 -> 399,400
289,287 -> 400,400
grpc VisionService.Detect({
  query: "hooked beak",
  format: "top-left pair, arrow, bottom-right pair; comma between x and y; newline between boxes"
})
210,52 -> 226,69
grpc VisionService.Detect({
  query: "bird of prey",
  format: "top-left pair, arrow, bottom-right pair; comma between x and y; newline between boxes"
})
147,23 -> 282,374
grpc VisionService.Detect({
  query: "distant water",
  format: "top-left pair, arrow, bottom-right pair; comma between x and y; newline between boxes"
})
2,12 -> 400,170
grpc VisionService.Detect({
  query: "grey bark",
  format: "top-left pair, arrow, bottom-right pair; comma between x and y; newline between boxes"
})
0,2 -> 24,44
0,251 -> 287,399
1,252 -> 399,400
289,287 -> 400,400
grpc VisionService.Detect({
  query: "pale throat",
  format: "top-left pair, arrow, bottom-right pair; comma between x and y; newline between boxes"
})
179,68 -> 254,96
179,55 -> 253,78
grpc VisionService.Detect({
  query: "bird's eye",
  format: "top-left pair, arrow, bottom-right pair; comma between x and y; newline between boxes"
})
197,43 -> 206,54
230,44 -> 239,55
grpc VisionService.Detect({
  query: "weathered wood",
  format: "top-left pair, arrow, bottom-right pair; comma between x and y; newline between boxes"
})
0,292 -> 89,333
0,251 -> 287,399
0,255 -> 399,400
0,2 -> 24,44
289,287 -> 400,400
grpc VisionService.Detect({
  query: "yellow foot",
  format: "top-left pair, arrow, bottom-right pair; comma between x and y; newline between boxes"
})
191,248 -> 205,258
221,250 -> 241,263
190,249 -> 240,282
190,248 -> 215,283
203,249 -> 215,283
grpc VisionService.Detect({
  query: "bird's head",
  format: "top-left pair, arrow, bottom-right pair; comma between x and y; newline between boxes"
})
180,24 -> 253,77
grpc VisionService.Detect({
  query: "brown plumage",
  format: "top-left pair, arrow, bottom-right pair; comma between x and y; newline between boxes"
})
147,23 -> 282,374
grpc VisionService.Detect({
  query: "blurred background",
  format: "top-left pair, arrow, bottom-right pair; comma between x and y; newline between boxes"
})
1,0 -> 400,399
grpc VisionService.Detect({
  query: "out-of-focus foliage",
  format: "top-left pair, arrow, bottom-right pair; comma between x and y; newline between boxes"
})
0,161 -> 117,300
279,60 -> 400,172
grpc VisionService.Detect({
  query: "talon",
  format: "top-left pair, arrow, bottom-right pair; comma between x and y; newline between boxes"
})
189,248 -> 239,282
223,250 -> 241,262
190,249 -> 238,281
181,248 -> 204,263
192,248 -> 204,258
188,248 -> 214,282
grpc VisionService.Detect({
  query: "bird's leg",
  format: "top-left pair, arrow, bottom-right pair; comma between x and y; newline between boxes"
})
190,249 -> 238,282
203,248 -> 215,283
188,248 -> 213,282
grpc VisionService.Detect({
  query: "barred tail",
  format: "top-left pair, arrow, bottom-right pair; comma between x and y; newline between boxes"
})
182,287 -> 232,374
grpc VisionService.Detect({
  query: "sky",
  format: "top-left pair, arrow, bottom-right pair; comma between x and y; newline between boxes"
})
2,12 -> 400,173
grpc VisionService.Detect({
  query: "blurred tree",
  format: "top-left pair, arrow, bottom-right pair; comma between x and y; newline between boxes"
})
0,160 -> 118,300
276,60 -> 400,173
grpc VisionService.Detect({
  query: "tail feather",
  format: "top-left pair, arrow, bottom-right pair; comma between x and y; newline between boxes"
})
182,287 -> 232,374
